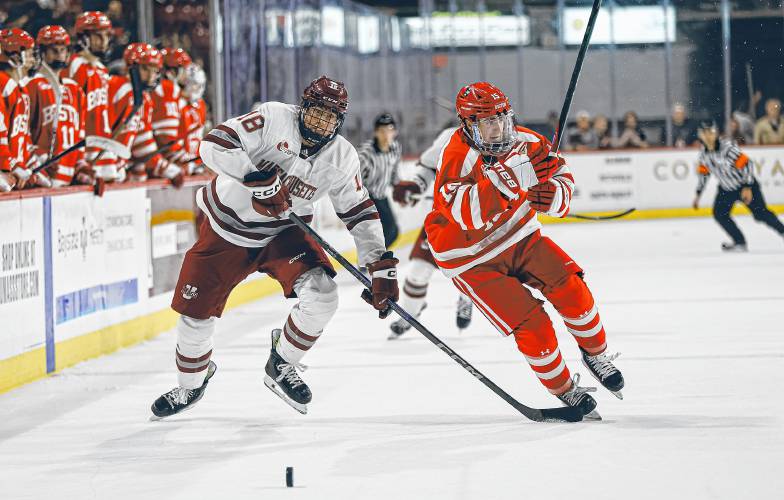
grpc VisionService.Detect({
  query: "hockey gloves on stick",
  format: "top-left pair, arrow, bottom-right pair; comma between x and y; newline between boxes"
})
528,181 -> 558,213
392,180 -> 423,206
528,143 -> 565,184
362,251 -> 399,319
244,169 -> 292,218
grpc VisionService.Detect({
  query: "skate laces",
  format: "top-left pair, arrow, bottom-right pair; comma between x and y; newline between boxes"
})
457,296 -> 473,319
561,374 -> 596,405
163,387 -> 194,407
276,361 -> 308,389
586,351 -> 621,379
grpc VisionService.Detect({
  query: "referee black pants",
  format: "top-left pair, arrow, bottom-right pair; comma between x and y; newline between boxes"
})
371,196 -> 399,248
713,181 -> 784,244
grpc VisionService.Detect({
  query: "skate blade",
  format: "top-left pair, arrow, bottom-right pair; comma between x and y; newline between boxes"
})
582,359 -> 624,400
264,375 -> 308,415
584,410 -> 602,421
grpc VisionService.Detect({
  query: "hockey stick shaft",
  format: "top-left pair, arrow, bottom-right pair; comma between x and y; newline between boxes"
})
288,213 -> 582,423
552,0 -> 603,153
566,208 -> 636,221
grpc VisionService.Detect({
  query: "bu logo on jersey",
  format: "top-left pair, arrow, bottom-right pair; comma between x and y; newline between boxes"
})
181,285 -> 199,300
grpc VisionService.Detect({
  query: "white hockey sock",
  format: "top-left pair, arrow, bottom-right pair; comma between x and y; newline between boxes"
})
176,315 -> 215,389
400,258 -> 436,315
276,268 -> 339,364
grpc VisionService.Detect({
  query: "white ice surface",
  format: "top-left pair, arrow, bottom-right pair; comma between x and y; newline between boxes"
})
2,216 -> 783,500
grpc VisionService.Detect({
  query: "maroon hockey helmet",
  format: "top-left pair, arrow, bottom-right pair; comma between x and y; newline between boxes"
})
298,75 -> 349,147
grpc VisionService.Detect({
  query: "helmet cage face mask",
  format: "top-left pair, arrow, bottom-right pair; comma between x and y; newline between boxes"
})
464,111 -> 516,156
299,102 -> 344,147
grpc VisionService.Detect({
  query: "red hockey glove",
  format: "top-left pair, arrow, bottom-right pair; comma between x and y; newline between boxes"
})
362,251 -> 399,319
244,169 -> 292,218
528,143 -> 565,183
528,181 -> 558,213
392,180 -> 423,206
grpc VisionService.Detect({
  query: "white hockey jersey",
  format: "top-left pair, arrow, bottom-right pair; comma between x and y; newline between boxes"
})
198,102 -> 385,266
411,127 -> 458,192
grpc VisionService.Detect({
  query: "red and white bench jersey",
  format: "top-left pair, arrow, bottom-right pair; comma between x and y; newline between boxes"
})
198,101 -> 385,266
27,72 -> 86,185
0,73 -> 31,173
150,78 -> 186,162
64,54 -> 120,178
424,126 -> 574,278
179,96 -> 206,157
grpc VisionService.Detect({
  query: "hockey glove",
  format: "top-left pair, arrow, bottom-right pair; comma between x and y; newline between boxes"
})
527,181 -> 558,213
362,251 -> 399,319
528,143 -> 565,183
392,180 -> 424,206
0,171 -> 17,192
244,169 -> 292,218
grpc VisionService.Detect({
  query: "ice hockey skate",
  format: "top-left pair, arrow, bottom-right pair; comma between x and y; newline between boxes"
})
556,374 -> 600,420
150,360 -> 217,420
388,303 -> 426,340
264,329 -> 312,414
581,348 -> 624,399
456,295 -> 473,330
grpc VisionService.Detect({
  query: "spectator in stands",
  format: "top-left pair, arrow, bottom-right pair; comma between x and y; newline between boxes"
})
662,103 -> 697,147
565,110 -> 598,151
616,111 -> 648,149
754,98 -> 784,145
728,117 -> 747,145
593,114 -> 613,149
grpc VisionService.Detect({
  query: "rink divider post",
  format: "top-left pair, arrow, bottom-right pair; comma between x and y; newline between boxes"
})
288,213 -> 584,423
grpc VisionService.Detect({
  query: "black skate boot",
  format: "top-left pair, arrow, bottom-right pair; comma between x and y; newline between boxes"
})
556,374 -> 600,420
264,329 -> 311,414
581,348 -> 624,400
721,241 -> 748,252
388,303 -> 426,340
456,295 -> 473,330
150,360 -> 217,420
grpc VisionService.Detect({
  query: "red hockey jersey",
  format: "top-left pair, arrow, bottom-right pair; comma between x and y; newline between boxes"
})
27,71 -> 87,185
150,78 -> 186,163
424,126 -> 574,278
179,97 -> 206,158
0,73 -> 31,174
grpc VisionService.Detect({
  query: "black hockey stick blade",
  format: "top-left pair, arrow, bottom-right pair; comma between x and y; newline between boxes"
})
287,213 -> 583,423
566,208 -> 636,221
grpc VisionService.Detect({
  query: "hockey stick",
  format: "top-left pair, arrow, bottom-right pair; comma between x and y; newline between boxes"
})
552,0 -> 603,153
33,67 -> 144,174
288,213 -> 583,423
566,208 -> 636,221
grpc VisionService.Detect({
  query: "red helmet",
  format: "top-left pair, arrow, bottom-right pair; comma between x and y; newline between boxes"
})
161,47 -> 192,69
37,25 -> 70,46
455,82 -> 515,156
123,43 -> 162,68
298,75 -> 349,147
74,11 -> 112,35
0,28 -> 34,64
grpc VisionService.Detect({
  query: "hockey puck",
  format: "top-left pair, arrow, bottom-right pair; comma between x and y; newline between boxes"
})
286,467 -> 293,487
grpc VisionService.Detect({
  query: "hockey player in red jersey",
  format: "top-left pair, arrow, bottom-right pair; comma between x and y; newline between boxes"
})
424,82 -> 624,418
178,63 -> 207,175
150,76 -> 397,419
109,43 -> 183,186
0,28 -> 42,191
150,47 -> 191,165
66,11 -> 121,182
27,25 -> 96,189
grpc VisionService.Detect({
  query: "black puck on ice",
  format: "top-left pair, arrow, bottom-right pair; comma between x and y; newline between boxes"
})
286,466 -> 293,487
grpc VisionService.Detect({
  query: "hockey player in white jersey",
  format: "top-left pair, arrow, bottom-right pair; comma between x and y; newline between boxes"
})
151,76 -> 399,417
388,126 -> 473,339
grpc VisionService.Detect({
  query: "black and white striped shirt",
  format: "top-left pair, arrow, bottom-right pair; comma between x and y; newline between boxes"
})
696,139 -> 755,195
357,138 -> 402,199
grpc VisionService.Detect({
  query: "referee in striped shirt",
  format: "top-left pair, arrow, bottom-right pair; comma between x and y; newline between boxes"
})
693,121 -> 784,251
358,113 -> 402,248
